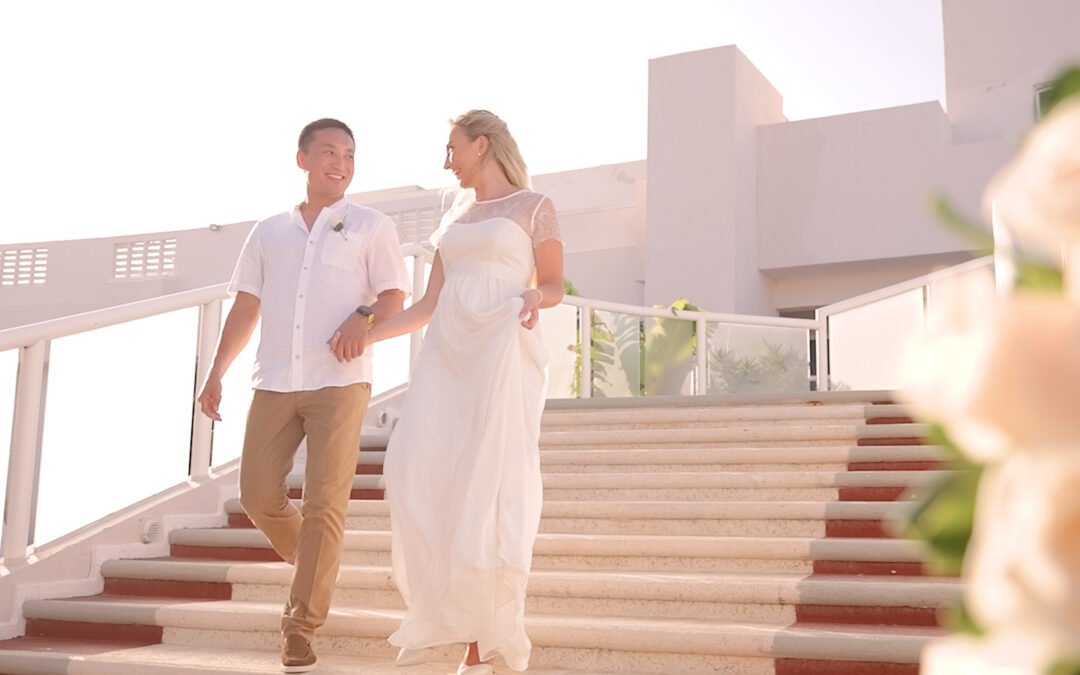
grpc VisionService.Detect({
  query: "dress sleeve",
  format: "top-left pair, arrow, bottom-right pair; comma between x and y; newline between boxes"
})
530,195 -> 562,246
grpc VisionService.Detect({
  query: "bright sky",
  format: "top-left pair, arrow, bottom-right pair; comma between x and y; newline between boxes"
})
0,0 -> 945,245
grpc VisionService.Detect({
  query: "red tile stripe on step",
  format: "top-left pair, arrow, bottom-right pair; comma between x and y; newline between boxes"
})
25,619 -> 162,644
865,417 -> 915,425
838,487 -> 908,501
171,545 -> 282,562
848,460 -> 945,471
795,604 -> 940,627
814,560 -> 928,576
776,658 -> 918,675
825,519 -> 889,538
228,513 -> 255,528
287,489 -> 384,500
103,578 -> 232,600
857,437 -> 925,446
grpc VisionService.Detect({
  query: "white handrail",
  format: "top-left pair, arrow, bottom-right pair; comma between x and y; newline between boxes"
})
0,284 -> 230,353
816,256 -> 992,317
561,296 -> 819,330
814,255 -> 994,391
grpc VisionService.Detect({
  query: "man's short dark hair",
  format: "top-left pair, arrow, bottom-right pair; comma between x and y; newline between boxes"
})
298,118 -> 354,151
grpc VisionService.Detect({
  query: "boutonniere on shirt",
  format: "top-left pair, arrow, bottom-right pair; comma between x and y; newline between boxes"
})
331,217 -> 348,241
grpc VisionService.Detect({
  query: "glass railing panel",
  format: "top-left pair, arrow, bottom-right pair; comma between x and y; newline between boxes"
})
538,304 -> 579,399
371,256 -> 430,398
34,308 -> 199,545
642,315 -> 697,396
827,288 -> 924,391
590,310 -> 642,398
212,300 -> 259,469
705,323 -> 811,395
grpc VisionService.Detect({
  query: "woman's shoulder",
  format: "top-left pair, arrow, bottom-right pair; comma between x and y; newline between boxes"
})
514,189 -> 550,203
505,189 -> 554,214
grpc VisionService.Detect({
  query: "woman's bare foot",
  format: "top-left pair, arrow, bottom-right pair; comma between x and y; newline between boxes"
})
464,641 -> 482,666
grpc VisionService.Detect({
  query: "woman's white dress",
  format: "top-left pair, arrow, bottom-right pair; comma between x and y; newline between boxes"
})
384,190 -> 561,672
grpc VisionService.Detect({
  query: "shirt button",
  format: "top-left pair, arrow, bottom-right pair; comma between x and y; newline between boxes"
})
303,266 -> 308,270
298,294 -> 304,299
296,324 -> 301,329
295,355 -> 300,360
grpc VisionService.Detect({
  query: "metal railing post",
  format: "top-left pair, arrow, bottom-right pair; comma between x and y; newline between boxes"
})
2,340 -> 47,563
695,317 -> 708,395
815,312 -> 830,392
579,306 -> 592,399
190,300 -> 222,480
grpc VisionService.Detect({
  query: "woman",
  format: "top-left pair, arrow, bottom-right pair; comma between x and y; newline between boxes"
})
365,110 -> 564,674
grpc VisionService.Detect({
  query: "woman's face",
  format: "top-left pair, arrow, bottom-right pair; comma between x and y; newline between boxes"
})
444,125 -> 484,188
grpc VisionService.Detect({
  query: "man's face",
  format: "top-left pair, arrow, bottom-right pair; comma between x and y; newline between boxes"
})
298,128 -> 355,197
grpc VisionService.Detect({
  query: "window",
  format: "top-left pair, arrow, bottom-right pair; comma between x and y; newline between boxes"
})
1035,83 -> 1055,121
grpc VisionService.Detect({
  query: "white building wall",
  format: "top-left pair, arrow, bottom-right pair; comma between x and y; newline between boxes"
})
943,0 -> 1080,143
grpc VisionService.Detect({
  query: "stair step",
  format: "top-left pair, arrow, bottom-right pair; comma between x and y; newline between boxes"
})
540,471 -> 944,488
226,498 -> 911,520
4,397 -> 946,675
349,445 -> 947,476
168,528 -> 930,575
224,498 -> 912,537
100,558 -> 959,622
539,445 -> 946,467
540,425 -> 864,448
856,424 -> 929,444
19,598 -> 940,671
0,641 -> 518,675
540,404 -> 869,428
540,470 -> 941,502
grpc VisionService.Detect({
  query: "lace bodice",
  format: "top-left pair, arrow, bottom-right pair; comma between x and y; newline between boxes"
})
433,189 -> 562,247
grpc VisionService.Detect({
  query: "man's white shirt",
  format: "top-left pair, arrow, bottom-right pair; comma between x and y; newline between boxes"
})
229,198 -> 411,392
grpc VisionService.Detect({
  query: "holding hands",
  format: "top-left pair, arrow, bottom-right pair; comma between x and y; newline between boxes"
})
328,311 -> 369,362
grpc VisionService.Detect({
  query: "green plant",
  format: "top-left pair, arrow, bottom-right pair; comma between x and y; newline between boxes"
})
707,339 -> 809,394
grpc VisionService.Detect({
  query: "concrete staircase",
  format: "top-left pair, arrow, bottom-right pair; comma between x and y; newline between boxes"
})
0,395 -> 955,675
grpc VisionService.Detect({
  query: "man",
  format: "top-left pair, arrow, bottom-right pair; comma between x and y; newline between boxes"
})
197,118 -> 410,673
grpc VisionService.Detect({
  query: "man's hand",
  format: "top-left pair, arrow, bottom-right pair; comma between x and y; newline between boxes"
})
198,375 -> 223,421
328,312 -> 369,363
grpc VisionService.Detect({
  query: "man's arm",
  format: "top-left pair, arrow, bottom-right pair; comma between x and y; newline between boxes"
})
197,291 -> 261,421
328,214 -> 412,363
328,288 -> 405,363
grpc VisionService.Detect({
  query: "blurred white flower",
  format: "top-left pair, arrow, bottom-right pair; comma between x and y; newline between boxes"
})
923,629 -> 1073,675
899,274 -> 1080,459
967,292 -> 1080,452
987,98 -> 1080,263
897,271 -> 1008,462
965,453 -> 1080,645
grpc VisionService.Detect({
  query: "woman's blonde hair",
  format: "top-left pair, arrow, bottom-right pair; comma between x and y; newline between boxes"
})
451,110 -> 531,190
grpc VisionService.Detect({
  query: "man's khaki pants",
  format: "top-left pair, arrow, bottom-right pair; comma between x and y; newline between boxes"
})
238,383 -> 371,641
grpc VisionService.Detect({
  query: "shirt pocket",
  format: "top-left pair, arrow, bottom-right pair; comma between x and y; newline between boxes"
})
320,235 -> 364,270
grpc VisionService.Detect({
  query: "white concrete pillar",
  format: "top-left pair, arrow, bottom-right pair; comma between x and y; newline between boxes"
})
644,46 -> 784,315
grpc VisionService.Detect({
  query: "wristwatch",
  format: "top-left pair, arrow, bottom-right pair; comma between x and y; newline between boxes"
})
355,305 -> 375,317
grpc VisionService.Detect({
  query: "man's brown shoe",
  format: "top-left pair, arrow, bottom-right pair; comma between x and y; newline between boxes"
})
282,634 -> 317,673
